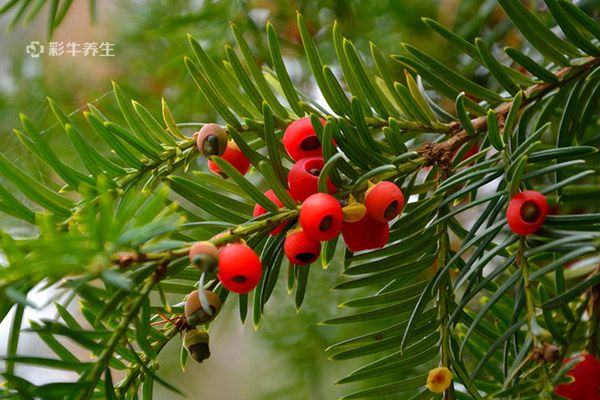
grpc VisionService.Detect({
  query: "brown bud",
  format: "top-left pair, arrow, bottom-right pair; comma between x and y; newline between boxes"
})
184,329 -> 210,363
184,289 -> 221,327
542,344 -> 560,363
189,241 -> 219,272
196,124 -> 228,157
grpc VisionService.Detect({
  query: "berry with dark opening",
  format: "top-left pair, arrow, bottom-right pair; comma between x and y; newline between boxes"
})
299,193 -> 343,241
253,190 -> 289,235
364,181 -> 405,222
554,354 -> 600,400
217,243 -> 262,293
184,329 -> 210,363
288,157 -> 336,202
284,230 -> 321,265
342,214 -> 389,252
184,289 -> 221,327
506,190 -> 548,235
283,117 -> 326,161
196,123 -> 228,157
208,142 -> 250,177
188,241 -> 219,272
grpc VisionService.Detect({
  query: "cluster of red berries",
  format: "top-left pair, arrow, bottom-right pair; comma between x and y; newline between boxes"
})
194,118 -> 407,295
183,116 -> 408,364
278,117 -> 405,264
554,353 -> 600,400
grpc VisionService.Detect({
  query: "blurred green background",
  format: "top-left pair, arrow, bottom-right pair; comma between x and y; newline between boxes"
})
4,0 -> 599,398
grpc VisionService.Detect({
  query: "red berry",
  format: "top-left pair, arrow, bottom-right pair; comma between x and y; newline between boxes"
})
342,214 -> 389,252
299,193 -> 343,241
463,143 -> 479,160
284,230 -> 321,265
506,190 -> 548,235
217,243 -> 262,293
287,157 -> 336,202
208,142 -> 250,177
554,354 -> 600,400
283,117 -> 326,161
253,190 -> 289,235
365,181 -> 405,222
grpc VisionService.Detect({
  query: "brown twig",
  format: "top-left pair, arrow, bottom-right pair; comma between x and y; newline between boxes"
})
416,57 -> 599,171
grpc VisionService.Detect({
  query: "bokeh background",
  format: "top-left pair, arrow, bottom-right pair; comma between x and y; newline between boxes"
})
1,0 -> 598,398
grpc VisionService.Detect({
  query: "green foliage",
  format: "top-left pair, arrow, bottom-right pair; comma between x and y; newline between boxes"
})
0,0 -> 95,37
1,1 -> 600,399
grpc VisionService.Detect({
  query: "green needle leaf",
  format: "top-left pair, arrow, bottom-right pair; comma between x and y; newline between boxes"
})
476,38 -> 520,95
455,93 -> 476,136
231,23 -> 289,118
505,48 -> 559,84
486,109 -> 504,150
266,22 -> 304,117
210,156 -> 279,213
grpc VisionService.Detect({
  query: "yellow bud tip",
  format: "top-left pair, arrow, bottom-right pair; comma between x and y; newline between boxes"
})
342,202 -> 367,223
426,367 -> 453,394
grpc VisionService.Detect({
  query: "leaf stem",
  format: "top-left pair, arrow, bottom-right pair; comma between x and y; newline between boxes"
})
115,325 -> 180,395
115,209 -> 299,266
519,236 -> 542,346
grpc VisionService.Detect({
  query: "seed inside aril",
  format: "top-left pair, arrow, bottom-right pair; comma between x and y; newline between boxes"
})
319,215 -> 333,231
308,168 -> 321,176
295,252 -> 315,263
232,275 -> 247,283
383,200 -> 398,219
191,254 -> 218,272
202,135 -> 219,155
299,136 -> 321,151
520,201 -> 540,222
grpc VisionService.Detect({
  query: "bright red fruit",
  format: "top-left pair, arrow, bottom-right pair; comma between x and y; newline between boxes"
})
365,181 -> 405,222
288,157 -> 336,202
299,193 -> 343,241
253,190 -> 289,235
342,214 -> 389,252
284,230 -> 321,265
217,243 -> 262,293
506,190 -> 548,235
283,117 -> 326,161
554,354 -> 600,400
208,142 -> 250,177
